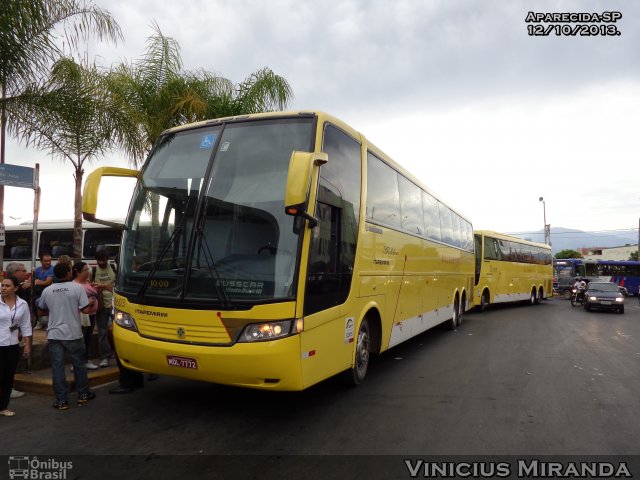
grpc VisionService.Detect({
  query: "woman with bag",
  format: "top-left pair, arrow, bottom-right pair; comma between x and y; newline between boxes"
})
72,262 -> 99,370
0,276 -> 32,416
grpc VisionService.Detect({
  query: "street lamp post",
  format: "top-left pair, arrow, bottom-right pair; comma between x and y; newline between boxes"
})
539,197 -> 550,246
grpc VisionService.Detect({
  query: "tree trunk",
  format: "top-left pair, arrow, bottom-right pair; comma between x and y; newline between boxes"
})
73,167 -> 84,262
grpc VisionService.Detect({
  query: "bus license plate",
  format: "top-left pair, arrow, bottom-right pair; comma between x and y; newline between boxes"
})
166,355 -> 198,369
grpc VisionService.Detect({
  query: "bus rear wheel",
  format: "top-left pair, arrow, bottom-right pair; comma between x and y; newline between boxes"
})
479,291 -> 489,312
448,297 -> 459,330
530,289 -> 537,305
349,318 -> 371,385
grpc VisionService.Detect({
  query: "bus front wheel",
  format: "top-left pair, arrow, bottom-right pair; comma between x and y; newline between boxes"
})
349,318 -> 371,385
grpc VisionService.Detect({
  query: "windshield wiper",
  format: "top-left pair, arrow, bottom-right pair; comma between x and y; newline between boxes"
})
193,223 -> 232,309
137,225 -> 183,298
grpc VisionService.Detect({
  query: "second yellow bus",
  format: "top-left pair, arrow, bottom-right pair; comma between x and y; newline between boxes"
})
473,230 -> 553,311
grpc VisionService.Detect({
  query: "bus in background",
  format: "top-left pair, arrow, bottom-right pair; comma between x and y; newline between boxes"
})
82,110 -> 475,391
553,258 -> 640,297
2,220 -> 121,273
553,258 -> 585,298
473,230 -> 553,311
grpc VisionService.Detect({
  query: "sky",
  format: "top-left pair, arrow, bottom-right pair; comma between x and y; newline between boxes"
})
4,0 -> 640,245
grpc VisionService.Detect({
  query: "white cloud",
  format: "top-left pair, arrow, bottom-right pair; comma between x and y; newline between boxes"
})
3,0 -> 639,240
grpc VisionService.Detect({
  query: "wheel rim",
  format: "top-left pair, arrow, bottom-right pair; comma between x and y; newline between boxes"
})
355,322 -> 370,378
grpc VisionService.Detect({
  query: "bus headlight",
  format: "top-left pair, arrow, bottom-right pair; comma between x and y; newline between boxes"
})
114,310 -> 138,332
238,319 -> 303,342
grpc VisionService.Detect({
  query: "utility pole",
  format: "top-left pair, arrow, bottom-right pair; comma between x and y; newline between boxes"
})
539,197 -> 551,246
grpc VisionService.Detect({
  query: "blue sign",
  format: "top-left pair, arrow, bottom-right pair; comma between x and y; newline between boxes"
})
200,134 -> 217,149
0,164 -> 35,188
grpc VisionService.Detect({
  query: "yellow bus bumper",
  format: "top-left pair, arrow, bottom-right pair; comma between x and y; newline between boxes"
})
113,325 -> 304,391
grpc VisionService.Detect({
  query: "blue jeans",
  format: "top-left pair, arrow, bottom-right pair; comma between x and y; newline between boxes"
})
48,339 -> 89,402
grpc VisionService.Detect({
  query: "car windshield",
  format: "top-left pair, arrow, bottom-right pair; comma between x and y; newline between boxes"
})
588,283 -> 619,292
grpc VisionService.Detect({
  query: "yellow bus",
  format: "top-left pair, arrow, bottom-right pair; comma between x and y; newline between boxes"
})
473,230 -> 553,311
82,111 -> 475,390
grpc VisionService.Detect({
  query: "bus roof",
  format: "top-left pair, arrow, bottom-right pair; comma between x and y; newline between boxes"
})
161,110 -> 473,224
475,230 -> 551,250
5,220 -> 120,231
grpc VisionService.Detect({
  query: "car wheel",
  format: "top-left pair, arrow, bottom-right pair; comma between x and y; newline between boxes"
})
585,303 -> 591,312
619,306 -> 624,314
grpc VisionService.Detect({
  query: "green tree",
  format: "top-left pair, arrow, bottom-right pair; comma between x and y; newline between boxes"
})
108,23 -> 294,165
107,24 -> 294,255
0,0 -> 121,261
555,249 -> 583,259
629,251 -> 638,261
10,58 -> 140,259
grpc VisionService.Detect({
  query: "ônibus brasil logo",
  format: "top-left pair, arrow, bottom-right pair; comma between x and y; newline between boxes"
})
8,456 -> 73,480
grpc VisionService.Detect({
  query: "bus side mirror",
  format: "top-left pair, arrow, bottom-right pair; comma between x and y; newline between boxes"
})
83,166 -> 139,229
284,151 -> 328,228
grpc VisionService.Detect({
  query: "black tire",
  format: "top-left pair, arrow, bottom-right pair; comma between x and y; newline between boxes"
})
619,306 -> 624,314
349,318 -> 371,385
530,289 -> 537,305
570,295 -> 577,307
479,291 -> 489,312
585,303 -> 591,312
458,297 -> 464,327
448,297 -> 459,330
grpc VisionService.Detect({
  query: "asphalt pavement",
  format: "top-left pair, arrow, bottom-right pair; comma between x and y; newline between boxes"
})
3,296 -> 639,478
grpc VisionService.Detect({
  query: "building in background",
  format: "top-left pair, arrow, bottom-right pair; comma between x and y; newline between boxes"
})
580,244 -> 638,261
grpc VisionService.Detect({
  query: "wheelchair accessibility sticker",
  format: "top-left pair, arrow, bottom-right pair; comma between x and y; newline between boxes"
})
200,133 -> 217,149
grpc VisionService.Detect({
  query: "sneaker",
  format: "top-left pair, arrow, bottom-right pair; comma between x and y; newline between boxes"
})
85,361 -> 99,370
99,359 -> 109,368
77,391 -> 96,406
53,401 -> 69,410
10,389 -> 25,399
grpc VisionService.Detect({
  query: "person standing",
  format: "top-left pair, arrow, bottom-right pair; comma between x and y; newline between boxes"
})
37,263 -> 96,410
4,262 -> 32,400
5,263 -> 31,304
90,250 -> 116,368
0,276 -> 32,416
72,262 -> 99,370
33,254 -> 54,330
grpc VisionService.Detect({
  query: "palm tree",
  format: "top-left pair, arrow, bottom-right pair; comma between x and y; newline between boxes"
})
107,24 -> 294,256
108,23 -> 294,166
9,58 -> 140,259
0,0 -> 121,262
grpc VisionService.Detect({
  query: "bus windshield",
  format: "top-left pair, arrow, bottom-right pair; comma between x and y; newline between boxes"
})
117,117 -> 315,307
